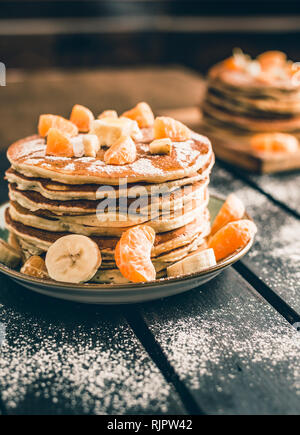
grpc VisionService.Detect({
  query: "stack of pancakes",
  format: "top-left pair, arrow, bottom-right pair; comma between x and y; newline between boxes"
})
5,128 -> 214,283
202,50 -> 300,149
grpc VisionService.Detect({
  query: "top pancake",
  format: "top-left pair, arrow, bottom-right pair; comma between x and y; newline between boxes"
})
209,61 -> 300,93
7,132 -> 213,185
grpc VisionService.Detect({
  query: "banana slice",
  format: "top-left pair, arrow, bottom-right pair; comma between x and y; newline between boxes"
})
83,134 -> 100,157
0,238 -> 22,268
8,231 -> 23,255
45,235 -> 102,283
97,110 -> 118,120
21,256 -> 49,279
90,117 -> 141,147
167,248 -> 216,278
149,138 -> 172,155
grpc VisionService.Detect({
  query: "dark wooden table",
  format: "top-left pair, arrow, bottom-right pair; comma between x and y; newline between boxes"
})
0,68 -> 299,415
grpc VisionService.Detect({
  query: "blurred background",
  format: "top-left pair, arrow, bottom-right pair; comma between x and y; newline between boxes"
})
2,0 -> 300,71
1,0 -> 300,163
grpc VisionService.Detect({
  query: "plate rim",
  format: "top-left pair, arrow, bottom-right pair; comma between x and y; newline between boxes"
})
0,194 -> 255,292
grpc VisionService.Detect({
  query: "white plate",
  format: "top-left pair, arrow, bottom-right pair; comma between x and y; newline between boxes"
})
0,196 -> 254,304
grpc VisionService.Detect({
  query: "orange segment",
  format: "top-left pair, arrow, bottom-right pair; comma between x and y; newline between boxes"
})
38,114 -> 78,137
122,102 -> 154,128
115,225 -> 156,283
223,56 -> 241,71
46,128 -> 74,157
70,104 -> 94,132
250,133 -> 299,153
104,135 -> 136,165
289,63 -> 300,85
257,51 -> 286,71
154,116 -> 191,141
211,193 -> 245,235
208,220 -> 257,262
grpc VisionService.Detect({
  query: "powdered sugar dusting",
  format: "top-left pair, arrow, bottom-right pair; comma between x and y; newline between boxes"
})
143,270 -> 300,414
210,165 -> 300,311
130,158 -> 165,175
249,173 -> 300,215
0,304 -> 178,415
174,142 -> 199,167
41,156 -> 71,162
11,138 -> 45,160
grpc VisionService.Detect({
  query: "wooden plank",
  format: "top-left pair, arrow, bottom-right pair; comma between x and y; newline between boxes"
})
0,275 -> 184,415
0,68 -> 205,150
213,160 -> 300,218
210,162 -> 300,313
247,172 -> 300,217
206,135 -> 300,174
140,268 -> 300,415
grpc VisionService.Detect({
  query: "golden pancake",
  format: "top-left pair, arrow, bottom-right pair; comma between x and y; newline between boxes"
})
9,201 -> 209,254
203,101 -> 300,133
5,206 -> 210,258
8,179 -> 208,216
7,133 -> 213,185
206,89 -> 300,118
209,61 -> 300,92
5,153 -> 214,200
9,200 -> 209,244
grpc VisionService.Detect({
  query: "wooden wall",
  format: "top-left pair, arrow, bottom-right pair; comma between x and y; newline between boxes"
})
1,1 -> 300,71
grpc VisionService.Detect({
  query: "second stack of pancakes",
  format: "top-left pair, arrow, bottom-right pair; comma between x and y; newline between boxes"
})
5,112 -> 214,283
202,49 -> 300,149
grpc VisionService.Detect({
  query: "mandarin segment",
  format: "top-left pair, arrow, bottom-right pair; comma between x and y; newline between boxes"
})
154,116 -> 191,141
257,51 -> 287,71
250,132 -> 299,153
122,102 -> 155,128
70,104 -> 94,132
223,49 -> 251,72
211,193 -> 245,235
46,128 -> 74,157
208,219 -> 257,262
115,225 -> 156,283
38,114 -> 78,137
104,135 -> 136,165
223,56 -> 242,71
289,63 -> 300,85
